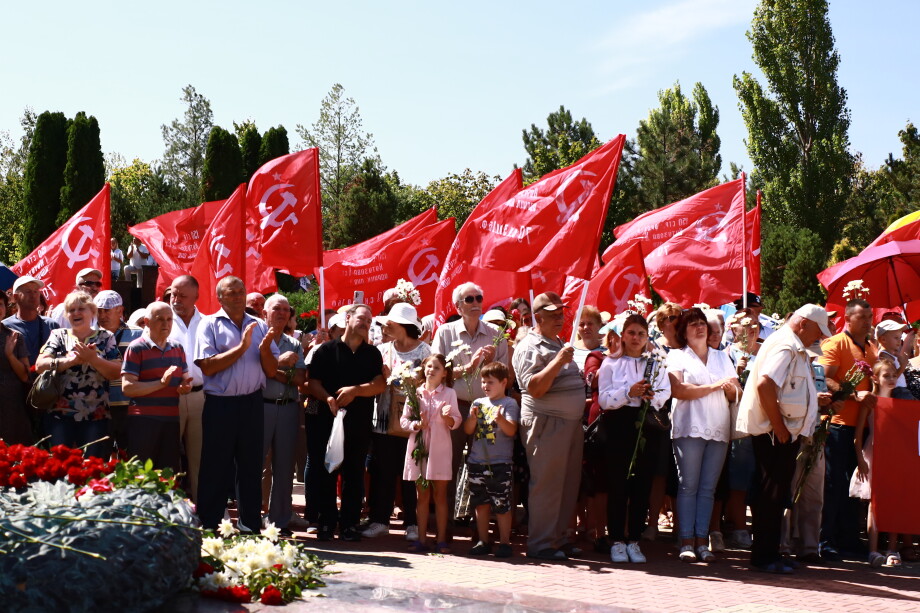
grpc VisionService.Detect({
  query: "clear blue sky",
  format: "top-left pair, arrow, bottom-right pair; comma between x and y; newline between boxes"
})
3,0 -> 917,188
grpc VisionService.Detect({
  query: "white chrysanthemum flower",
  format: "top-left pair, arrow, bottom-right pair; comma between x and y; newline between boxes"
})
202,537 -> 224,557
218,518 -> 237,538
262,522 -> 280,543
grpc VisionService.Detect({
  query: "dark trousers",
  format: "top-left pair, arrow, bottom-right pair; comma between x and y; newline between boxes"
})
127,415 -> 181,474
821,424 -> 860,549
44,414 -> 110,459
603,407 -> 655,542
305,406 -> 373,530
751,433 -> 800,566
367,432 -> 417,527
109,405 -> 130,454
197,391 -> 263,531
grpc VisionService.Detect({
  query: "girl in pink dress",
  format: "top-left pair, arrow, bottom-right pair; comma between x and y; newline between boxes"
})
401,354 -> 461,553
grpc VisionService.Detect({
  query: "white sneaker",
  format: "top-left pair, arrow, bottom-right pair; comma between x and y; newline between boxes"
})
709,531 -> 725,552
405,525 -> 419,541
361,522 -> 389,538
610,541 -> 629,563
626,542 -> 646,563
679,545 -> 697,562
731,529 -> 753,549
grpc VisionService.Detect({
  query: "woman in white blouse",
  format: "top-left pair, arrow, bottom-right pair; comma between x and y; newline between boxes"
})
667,307 -> 741,564
598,314 -> 671,564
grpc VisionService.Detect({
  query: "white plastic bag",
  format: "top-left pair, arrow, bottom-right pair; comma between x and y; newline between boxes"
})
325,409 -> 347,472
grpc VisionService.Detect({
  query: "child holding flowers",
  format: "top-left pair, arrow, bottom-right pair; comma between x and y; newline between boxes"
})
401,354 -> 461,554
463,361 -> 520,558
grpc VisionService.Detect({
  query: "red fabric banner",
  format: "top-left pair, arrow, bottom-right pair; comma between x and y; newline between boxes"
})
323,208 -> 438,268
459,136 -> 625,280
748,201 -> 762,295
247,148 -> 323,275
244,208 -> 278,296
14,184 -> 111,307
588,242 -> 652,315
189,185 -> 247,316
128,199 -> 224,298
603,177 -> 746,265
321,218 -> 456,315
435,170 -> 530,326
872,397 -> 920,535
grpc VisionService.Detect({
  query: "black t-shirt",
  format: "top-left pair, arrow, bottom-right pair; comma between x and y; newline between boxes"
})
309,338 -> 383,415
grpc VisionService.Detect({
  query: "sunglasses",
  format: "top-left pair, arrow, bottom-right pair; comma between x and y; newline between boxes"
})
79,281 -> 102,288
463,295 -> 484,304
664,315 -> 678,322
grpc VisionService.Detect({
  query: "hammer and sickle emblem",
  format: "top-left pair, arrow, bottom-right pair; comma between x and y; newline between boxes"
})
258,183 -> 299,229
209,233 -> 233,277
554,170 -> 597,225
609,266 -> 641,310
408,248 -> 440,287
60,216 -> 99,269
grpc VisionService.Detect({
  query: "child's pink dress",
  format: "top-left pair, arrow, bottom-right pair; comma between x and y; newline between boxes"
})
401,384 -> 461,481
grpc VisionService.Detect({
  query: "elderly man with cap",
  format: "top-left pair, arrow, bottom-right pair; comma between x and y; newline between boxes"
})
733,293 -> 778,341
94,289 -> 142,455
50,268 -> 103,328
167,274 -> 206,502
736,304 -> 837,573
432,282 -> 511,522
512,291 -> 586,561
3,276 -> 59,369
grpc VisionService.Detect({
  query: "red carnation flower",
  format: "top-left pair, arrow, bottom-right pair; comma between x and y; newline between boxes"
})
260,585 -> 284,605
193,561 -> 215,578
229,585 -> 251,602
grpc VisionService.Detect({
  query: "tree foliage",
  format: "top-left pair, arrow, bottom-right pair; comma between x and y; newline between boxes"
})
58,111 -> 105,225
235,120 -> 262,179
201,126 -> 243,201
885,122 -> 920,215
22,111 -> 69,252
521,106 -> 600,182
160,85 -> 213,206
394,169 -> 499,231
633,82 -> 721,209
327,159 -> 396,249
760,223 -> 826,316
734,0 -> 853,250
109,157 -> 184,249
260,126 -> 289,165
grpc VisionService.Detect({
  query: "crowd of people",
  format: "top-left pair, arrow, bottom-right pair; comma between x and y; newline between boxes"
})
1,269 -> 916,573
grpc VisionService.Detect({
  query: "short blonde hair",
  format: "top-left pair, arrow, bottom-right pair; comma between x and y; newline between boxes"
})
579,305 -> 603,325
63,291 -> 97,318
654,302 -> 682,327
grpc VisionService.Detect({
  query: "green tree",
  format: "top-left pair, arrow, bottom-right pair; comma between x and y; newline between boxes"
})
22,111 -> 69,252
160,85 -> 213,206
836,159 -> 899,255
259,125 -> 289,165
0,109 -> 37,262
297,84 -> 377,220
884,122 -> 920,215
109,157 -> 184,249
58,111 -> 105,225
521,105 -> 601,182
633,81 -> 721,209
734,0 -> 853,250
235,120 -> 262,179
760,223 -> 826,316
201,126 -> 243,201
327,158 -> 396,249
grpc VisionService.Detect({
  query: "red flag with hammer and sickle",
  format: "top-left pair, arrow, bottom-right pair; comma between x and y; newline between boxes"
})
190,184 -> 247,315
14,184 -> 110,307
247,148 -> 322,276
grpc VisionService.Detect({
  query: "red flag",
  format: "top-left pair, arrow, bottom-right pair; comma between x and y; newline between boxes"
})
322,219 -> 456,315
461,136 -> 625,280
324,208 -> 438,268
748,200 -> 762,295
247,148 -> 323,275
643,180 -> 751,306
190,184 -> 247,315
129,199 -> 224,298
603,178 -> 746,265
14,184 -> 110,307
244,209 -> 277,295
435,170 -> 531,326
588,242 -> 652,315
872,397 -> 920,535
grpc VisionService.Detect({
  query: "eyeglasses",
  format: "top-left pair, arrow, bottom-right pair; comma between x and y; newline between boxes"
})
79,281 -> 102,288
463,295 -> 484,304
664,315 -> 678,322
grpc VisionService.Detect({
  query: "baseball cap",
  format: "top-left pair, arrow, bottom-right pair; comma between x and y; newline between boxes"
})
532,292 -> 568,313
328,313 -> 346,330
12,276 -> 44,293
733,292 -> 763,309
876,319 -> 908,338
93,290 -> 123,309
77,267 -> 103,281
793,304 -> 833,338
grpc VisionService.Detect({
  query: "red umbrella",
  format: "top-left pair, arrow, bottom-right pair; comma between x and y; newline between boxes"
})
818,240 -> 920,324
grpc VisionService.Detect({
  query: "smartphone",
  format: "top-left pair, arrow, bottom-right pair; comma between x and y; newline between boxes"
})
353,290 -> 364,304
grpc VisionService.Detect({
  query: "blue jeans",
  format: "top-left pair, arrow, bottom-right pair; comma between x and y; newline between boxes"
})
44,414 -> 111,459
673,436 -> 728,540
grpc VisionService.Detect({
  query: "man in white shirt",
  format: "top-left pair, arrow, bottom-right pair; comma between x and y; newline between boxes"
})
110,238 -> 124,283
167,274 -> 205,502
125,237 -> 150,289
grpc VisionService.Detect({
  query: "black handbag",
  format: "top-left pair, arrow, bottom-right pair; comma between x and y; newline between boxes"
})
27,358 -> 65,411
640,357 -> 671,432
584,418 -> 607,460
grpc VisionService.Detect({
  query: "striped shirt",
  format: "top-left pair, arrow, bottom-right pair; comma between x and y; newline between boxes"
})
121,336 -> 188,418
109,324 -> 143,407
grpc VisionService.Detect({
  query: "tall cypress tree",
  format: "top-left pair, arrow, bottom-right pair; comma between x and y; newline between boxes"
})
59,111 -> 105,225
236,121 -> 262,179
201,126 -> 243,202
259,126 -> 290,165
22,111 -> 69,251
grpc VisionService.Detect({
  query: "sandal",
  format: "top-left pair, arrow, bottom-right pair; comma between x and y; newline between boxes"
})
886,551 -> 902,567
408,540 -> 429,553
436,541 -> 451,555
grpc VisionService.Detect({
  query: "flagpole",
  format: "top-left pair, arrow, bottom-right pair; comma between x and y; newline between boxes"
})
741,173 -> 748,310
319,266 -> 326,329
569,281 -> 589,346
